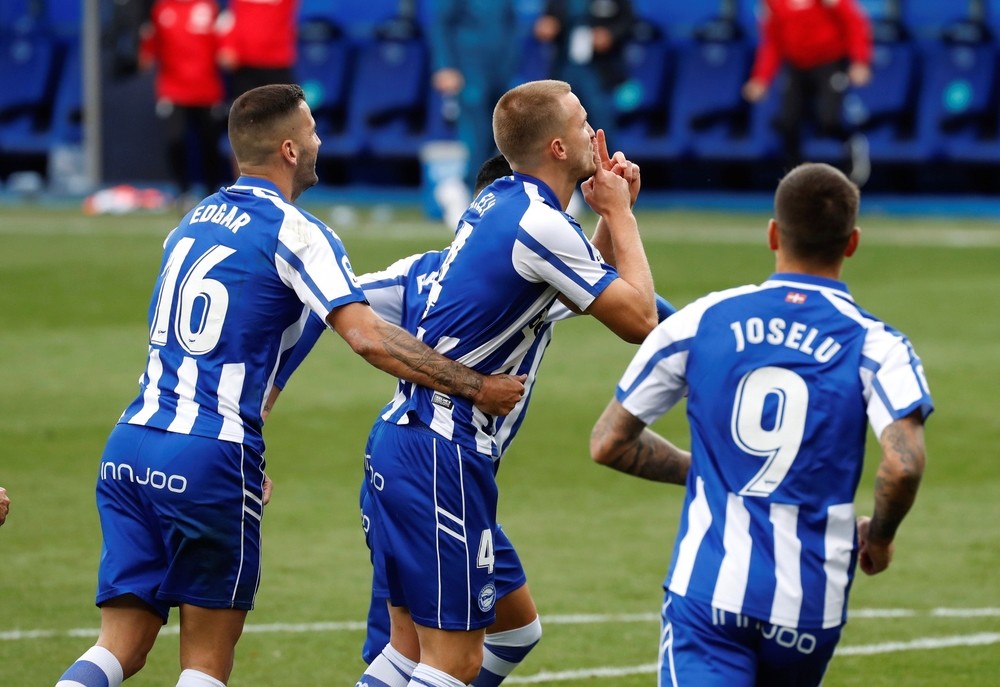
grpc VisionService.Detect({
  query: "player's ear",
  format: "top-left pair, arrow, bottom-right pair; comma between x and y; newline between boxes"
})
767,219 -> 779,251
550,137 -> 567,161
844,227 -> 861,257
280,139 -> 297,165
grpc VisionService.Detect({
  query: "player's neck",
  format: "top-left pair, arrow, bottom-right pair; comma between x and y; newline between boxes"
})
237,169 -> 294,202
774,256 -> 844,281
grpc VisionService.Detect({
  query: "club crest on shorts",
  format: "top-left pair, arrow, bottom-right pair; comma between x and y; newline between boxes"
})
478,583 -> 497,612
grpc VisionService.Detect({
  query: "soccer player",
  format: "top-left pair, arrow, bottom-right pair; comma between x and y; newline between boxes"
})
742,0 -> 873,185
0,486 -> 9,526
266,152 -> 676,686
591,162 -> 932,687
54,84 -> 524,687
355,79 -> 658,687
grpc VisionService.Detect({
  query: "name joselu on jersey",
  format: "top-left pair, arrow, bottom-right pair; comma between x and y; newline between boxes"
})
729,316 -> 842,363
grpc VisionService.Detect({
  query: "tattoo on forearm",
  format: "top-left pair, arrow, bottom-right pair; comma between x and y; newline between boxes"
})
377,319 -> 481,397
870,421 -> 924,542
607,430 -> 689,483
594,414 -> 689,484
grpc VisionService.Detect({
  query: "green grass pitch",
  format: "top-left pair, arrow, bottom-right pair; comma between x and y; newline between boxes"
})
1,201 -> 998,685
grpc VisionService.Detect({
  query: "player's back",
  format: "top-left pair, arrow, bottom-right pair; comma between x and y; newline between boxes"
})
667,273 -> 923,629
119,180 -> 359,454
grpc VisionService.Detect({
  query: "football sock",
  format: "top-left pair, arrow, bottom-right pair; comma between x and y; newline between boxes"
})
408,663 -> 466,687
56,646 -> 124,687
175,669 -> 226,686
472,617 -> 543,687
357,644 -> 417,687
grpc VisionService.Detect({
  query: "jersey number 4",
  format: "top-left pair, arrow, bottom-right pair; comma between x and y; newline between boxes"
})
731,366 -> 808,497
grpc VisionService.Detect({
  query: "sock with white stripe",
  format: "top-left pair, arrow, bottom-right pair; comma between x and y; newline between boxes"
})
407,663 -> 466,687
175,668 -> 226,686
56,646 -> 124,687
357,644 -> 418,687
472,617 -> 543,687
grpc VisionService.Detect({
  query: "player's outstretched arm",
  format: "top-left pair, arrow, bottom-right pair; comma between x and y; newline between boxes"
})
857,411 -> 926,575
327,302 -> 525,416
590,399 -> 690,484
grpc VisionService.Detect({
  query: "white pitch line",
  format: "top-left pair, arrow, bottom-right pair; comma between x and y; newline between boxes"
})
836,632 -> 1000,656
3,608 -> 997,642
504,633 -> 1000,684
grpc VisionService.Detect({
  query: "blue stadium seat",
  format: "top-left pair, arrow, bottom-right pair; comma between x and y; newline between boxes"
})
669,36 -> 771,162
916,42 -> 997,160
902,1 -> 975,38
49,38 -> 83,146
300,0 -> 397,37
0,31 -> 59,154
342,36 -> 430,158
924,40 -> 1000,164
634,0 -> 753,40
614,26 -> 679,161
295,19 -> 354,147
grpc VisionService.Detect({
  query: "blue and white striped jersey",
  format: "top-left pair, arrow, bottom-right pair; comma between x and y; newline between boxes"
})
118,177 -> 367,455
383,172 -> 619,456
616,273 -> 933,630
276,248 -> 564,463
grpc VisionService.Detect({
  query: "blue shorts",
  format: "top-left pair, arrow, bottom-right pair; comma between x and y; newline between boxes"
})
95,423 -> 266,621
660,591 -> 842,687
360,478 -> 527,662
366,419 -> 499,631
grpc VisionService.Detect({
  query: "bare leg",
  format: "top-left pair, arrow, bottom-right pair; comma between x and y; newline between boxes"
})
177,604 -> 248,683
414,622 -> 486,685
491,585 -> 537,632
96,595 -> 163,679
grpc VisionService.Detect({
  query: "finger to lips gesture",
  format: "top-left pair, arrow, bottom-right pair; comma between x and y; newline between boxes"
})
582,129 -> 631,216
592,129 -> 640,207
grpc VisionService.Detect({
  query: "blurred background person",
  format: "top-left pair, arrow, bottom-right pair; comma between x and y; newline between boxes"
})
428,0 -> 520,197
217,0 -> 298,98
138,0 -> 227,209
533,0 -> 634,149
742,0 -> 873,185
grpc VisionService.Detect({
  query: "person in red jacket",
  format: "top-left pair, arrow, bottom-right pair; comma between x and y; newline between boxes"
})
742,0 -> 873,185
139,0 -> 227,205
217,0 -> 298,99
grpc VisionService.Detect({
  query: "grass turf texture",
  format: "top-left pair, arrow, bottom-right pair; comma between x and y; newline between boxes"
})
1,203 -> 998,685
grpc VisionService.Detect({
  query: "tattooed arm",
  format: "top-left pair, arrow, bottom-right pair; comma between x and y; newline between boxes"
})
857,411 -> 927,575
590,399 -> 690,484
326,302 -> 525,416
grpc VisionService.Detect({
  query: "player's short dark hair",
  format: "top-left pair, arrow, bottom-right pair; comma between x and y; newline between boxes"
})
474,154 -> 513,195
494,80 -> 572,167
774,163 -> 859,265
228,83 -> 306,165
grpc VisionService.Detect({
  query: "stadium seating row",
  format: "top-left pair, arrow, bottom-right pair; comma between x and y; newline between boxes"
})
293,13 -> 1000,176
